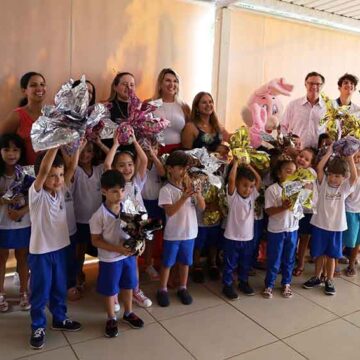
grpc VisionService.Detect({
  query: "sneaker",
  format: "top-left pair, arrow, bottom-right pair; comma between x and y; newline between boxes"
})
192,268 -> 205,283
133,289 -> 152,308
222,285 -> 239,300
345,266 -> 357,277
52,319 -> 82,332
19,293 -> 31,311
114,302 -> 121,313
0,294 -> 9,312
262,287 -> 273,299
177,288 -> 193,305
303,276 -> 322,289
145,265 -> 160,281
208,266 -> 220,281
238,281 -> 255,296
30,328 -> 45,350
105,319 -> 118,338
156,290 -> 170,307
282,284 -> 293,299
122,312 -> 144,329
324,279 -> 336,295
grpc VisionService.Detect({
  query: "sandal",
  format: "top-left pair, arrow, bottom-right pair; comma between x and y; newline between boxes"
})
0,294 -> 9,312
282,284 -> 293,299
292,267 -> 304,277
345,266 -> 357,277
19,292 -> 31,311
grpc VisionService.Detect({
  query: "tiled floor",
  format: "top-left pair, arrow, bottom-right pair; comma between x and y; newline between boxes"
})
2,262 -> 360,360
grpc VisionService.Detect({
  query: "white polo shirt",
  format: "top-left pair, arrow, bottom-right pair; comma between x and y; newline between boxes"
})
89,204 -> 130,263
224,188 -> 259,241
158,182 -> 198,240
346,177 -> 360,213
265,183 -> 299,233
29,183 -> 69,254
311,177 -> 353,232
281,96 -> 326,148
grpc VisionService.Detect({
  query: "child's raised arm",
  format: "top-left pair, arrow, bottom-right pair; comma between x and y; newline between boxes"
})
227,159 -> 238,195
63,147 -> 80,187
133,137 -> 148,180
33,148 -> 59,192
149,145 -> 166,177
248,164 -> 262,191
316,143 -> 333,184
93,136 -> 110,155
104,132 -> 119,171
347,154 -> 357,186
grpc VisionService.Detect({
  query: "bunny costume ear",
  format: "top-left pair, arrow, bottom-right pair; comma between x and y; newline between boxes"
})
267,78 -> 294,96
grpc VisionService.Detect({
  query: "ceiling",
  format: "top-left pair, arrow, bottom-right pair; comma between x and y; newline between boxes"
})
278,0 -> 360,20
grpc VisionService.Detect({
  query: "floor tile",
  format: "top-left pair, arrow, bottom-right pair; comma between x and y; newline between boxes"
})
15,346 -> 78,360
343,310 -> 360,328
72,322 -> 193,360
230,341 -> 306,360
284,318 -> 360,360
233,291 -> 336,338
0,311 -> 67,360
161,303 -> 276,360
143,282 -> 223,321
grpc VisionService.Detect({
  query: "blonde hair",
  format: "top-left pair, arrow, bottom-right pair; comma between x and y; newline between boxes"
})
107,72 -> 135,102
152,68 -> 180,101
190,92 -> 221,133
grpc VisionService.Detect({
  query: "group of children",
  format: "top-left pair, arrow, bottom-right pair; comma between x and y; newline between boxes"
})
0,127 -> 360,350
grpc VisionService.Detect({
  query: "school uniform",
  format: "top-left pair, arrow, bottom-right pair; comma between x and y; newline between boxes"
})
264,183 -> 299,288
89,204 -> 137,297
223,188 -> 259,286
28,183 -> 70,330
343,178 -> 360,248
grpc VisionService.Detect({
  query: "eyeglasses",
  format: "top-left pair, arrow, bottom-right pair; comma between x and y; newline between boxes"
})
306,82 -> 323,87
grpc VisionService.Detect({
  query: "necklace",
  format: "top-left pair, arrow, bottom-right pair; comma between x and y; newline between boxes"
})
114,99 -> 128,120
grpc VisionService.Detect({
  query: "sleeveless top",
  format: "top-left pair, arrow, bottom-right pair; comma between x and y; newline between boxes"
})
192,126 -> 222,149
15,108 -> 37,165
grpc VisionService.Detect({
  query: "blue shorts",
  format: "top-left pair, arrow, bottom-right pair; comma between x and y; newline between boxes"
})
195,226 -> 220,250
310,226 -> 343,259
299,214 -> 313,235
162,239 -> 195,267
0,227 -> 31,249
343,212 -> 360,248
96,257 -> 138,296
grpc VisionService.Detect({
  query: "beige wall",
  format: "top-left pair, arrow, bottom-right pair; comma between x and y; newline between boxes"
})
0,0 -> 214,117
224,9 -> 360,131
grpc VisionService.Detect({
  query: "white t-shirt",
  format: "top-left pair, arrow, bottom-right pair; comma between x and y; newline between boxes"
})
158,182 -> 198,240
346,177 -> 360,213
89,204 -> 130,263
141,164 -> 162,201
224,188 -> 259,241
29,183 -> 69,254
281,96 -> 326,148
123,174 -> 146,212
0,175 -> 31,230
332,99 -> 360,114
73,164 -> 103,224
265,183 -> 299,233
311,177 -> 353,231
154,102 -> 185,145
64,184 -> 77,236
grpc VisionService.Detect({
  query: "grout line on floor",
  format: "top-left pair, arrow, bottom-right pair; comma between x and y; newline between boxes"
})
14,344 -> 70,360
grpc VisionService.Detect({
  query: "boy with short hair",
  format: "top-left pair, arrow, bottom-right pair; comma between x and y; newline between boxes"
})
303,144 -> 357,295
89,169 -> 144,338
29,148 -> 81,350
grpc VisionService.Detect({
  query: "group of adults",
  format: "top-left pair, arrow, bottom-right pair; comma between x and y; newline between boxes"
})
0,69 -> 359,164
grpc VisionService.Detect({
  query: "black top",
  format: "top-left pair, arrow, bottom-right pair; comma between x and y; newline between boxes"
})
192,126 -> 222,149
110,99 -> 129,123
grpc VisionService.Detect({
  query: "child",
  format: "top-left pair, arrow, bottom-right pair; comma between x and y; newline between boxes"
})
222,160 -> 261,300
89,170 -> 144,338
343,151 -> 360,276
105,131 -> 152,308
28,148 -> 81,350
157,150 -> 205,307
73,138 -> 108,291
0,134 -> 31,312
293,147 -> 317,276
303,145 -> 357,295
263,157 -> 298,299
141,140 -> 166,280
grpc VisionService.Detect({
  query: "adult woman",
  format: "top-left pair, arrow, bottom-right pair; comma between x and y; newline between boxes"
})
0,72 -> 46,165
182,92 -> 230,150
152,68 -> 190,153
107,72 -> 135,123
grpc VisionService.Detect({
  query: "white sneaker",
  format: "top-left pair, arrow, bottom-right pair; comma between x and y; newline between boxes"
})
133,288 -> 152,308
145,265 -> 160,281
